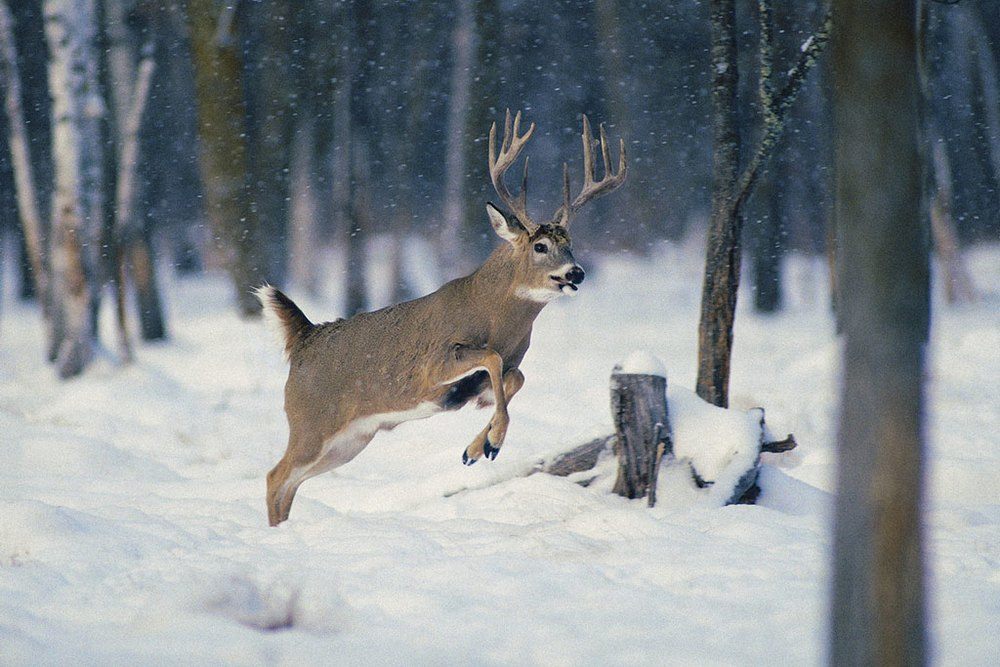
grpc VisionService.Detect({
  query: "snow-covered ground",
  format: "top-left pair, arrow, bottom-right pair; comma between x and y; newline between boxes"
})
1,240 -> 998,665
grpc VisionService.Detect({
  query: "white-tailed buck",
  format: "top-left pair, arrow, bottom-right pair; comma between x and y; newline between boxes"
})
258,111 -> 627,525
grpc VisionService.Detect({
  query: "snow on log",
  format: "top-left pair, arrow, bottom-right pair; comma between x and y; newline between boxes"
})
539,352 -> 798,508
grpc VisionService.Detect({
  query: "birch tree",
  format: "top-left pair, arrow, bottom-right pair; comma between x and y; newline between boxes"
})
43,0 -> 105,377
103,0 -> 166,342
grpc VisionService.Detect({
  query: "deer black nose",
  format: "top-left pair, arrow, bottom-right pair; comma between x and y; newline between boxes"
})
566,266 -> 585,285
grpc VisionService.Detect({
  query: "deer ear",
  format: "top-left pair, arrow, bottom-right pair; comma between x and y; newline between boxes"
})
486,202 -> 524,244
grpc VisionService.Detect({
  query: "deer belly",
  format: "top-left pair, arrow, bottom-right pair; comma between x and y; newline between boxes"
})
440,371 -> 490,410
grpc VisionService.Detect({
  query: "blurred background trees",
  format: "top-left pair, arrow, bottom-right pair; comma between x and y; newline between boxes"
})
0,0 -> 996,377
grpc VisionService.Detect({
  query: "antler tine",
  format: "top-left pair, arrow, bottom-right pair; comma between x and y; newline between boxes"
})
562,162 -> 571,217
581,114 -> 595,188
560,115 -> 628,225
488,109 -> 537,231
521,156 -> 529,206
599,123 -> 612,179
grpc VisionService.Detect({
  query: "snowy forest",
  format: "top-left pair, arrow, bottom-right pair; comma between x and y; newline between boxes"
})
1,0 -> 998,664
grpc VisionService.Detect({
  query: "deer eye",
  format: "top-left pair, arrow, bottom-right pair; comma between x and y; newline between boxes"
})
533,242 -> 548,254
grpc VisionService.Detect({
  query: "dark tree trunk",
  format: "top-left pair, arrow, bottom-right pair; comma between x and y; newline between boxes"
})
187,0 -> 263,317
457,0 -> 501,267
244,0 -> 294,287
831,0 -> 928,664
697,0 -> 830,407
696,0 -> 742,408
0,0 -> 48,309
344,135 -> 370,317
440,0 -> 476,274
610,368 -> 671,503
750,170 -> 784,313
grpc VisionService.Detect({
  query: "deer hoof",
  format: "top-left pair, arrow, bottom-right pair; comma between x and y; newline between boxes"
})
483,441 -> 501,461
462,449 -> 478,466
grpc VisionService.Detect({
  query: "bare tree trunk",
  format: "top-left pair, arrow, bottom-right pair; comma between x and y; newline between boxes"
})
831,0 -> 928,664
44,0 -> 105,378
749,170 -> 784,313
187,0 -> 262,317
457,0 -> 500,268
244,0 -> 294,287
102,0 -> 166,342
440,0 -> 475,275
697,0 -> 741,408
0,0 -> 50,320
112,49 -> 157,358
696,0 -> 830,407
344,135 -> 370,317
289,115 -> 319,295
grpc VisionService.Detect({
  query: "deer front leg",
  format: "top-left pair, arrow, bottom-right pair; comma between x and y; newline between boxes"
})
463,368 -> 524,465
447,345 -> 508,464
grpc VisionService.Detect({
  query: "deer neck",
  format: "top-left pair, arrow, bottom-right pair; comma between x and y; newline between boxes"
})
467,245 -> 546,324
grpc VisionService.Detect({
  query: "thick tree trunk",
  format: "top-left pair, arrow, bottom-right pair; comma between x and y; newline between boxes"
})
44,0 -> 105,378
187,0 -> 262,317
831,0 -> 928,664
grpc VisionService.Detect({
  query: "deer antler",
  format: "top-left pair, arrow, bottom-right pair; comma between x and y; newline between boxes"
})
554,115 -> 628,227
489,109 -> 538,233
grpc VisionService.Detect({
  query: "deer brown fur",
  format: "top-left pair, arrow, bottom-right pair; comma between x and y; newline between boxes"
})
259,111 -> 626,526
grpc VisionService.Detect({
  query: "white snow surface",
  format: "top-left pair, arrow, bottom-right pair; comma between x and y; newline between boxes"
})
2,241 -> 999,665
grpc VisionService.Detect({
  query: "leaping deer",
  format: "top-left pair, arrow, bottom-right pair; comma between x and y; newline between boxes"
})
258,111 -> 627,526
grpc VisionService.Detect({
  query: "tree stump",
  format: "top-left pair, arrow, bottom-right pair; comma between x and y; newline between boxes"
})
610,362 -> 672,502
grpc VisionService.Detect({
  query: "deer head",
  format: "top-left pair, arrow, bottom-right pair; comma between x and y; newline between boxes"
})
485,110 -> 627,303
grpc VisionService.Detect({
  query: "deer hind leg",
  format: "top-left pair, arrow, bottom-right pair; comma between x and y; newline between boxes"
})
463,367 -> 524,465
266,424 -> 376,526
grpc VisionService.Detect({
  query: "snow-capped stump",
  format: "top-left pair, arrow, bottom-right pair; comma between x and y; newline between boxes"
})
610,352 -> 672,504
544,351 -> 797,507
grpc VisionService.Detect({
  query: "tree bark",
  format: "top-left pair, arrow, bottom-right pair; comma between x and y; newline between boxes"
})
244,0 -> 294,287
697,0 -> 831,407
929,140 -> 975,305
831,0 -> 928,664
610,368 -> 672,502
44,0 -> 105,378
749,169 -> 784,313
187,0 -> 263,317
113,46 -> 159,356
696,0 -> 741,408
0,0 -> 49,317
440,0 -> 476,275
344,135 -> 370,317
